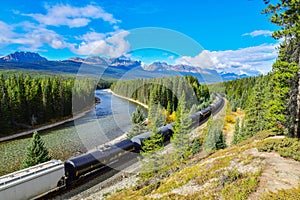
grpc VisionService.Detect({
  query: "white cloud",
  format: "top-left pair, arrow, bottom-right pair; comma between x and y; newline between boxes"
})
176,44 -> 278,75
0,3 -> 129,57
71,30 -> 130,58
24,4 -> 120,28
243,30 -> 273,37
0,21 -> 15,44
0,21 -> 68,51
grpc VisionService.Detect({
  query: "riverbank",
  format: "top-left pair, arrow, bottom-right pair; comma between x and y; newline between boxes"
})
106,89 -> 149,109
0,89 -> 147,143
0,107 -> 95,143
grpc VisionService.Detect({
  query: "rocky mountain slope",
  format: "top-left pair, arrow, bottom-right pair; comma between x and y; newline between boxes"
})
0,51 -> 249,82
0,51 -> 47,62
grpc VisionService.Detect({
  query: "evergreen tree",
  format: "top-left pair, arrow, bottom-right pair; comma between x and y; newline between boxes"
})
131,106 -> 145,124
141,103 -> 165,176
203,116 -> 226,152
263,0 -> 300,137
171,92 -> 192,160
216,131 -> 226,149
127,106 -> 147,139
22,131 -> 51,168
245,76 -> 269,135
142,103 -> 165,154
232,118 -> 241,145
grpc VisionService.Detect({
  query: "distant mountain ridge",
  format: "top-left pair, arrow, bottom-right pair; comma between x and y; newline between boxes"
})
0,51 -> 251,82
0,52 -> 48,63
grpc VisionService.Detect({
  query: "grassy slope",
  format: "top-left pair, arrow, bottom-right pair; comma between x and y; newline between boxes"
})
107,131 -> 300,200
105,103 -> 300,200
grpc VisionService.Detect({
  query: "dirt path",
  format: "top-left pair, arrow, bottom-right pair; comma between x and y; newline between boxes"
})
247,147 -> 300,199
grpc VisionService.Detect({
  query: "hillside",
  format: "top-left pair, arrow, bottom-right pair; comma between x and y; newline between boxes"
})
101,132 -> 300,200
64,102 -> 300,200
60,101 -> 300,200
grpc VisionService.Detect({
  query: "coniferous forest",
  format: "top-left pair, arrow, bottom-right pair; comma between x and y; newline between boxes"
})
0,73 -> 96,135
111,75 -> 211,113
218,0 -> 300,141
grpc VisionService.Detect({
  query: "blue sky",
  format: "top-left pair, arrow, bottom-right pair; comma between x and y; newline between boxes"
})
0,0 -> 279,75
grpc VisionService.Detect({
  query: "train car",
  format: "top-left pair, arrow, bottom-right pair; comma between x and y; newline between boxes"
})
199,106 -> 212,119
159,124 -> 173,142
131,131 -> 152,149
189,112 -> 200,127
211,94 -> 224,114
65,139 -> 135,184
131,123 -> 174,151
0,160 -> 64,200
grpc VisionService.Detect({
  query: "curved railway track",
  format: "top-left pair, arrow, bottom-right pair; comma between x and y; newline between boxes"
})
42,94 -> 225,199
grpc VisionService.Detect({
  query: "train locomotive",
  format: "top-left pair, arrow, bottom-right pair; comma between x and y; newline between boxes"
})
0,93 -> 224,200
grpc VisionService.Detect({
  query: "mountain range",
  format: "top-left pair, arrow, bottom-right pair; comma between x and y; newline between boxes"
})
0,51 -> 250,82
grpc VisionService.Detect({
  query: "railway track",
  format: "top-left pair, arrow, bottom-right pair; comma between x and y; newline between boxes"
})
44,95 -> 225,199
40,153 -> 140,199
0,94 -> 225,200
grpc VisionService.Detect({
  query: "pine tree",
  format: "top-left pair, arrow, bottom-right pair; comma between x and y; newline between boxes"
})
141,103 -> 164,177
127,106 -> 147,139
203,116 -> 225,152
142,103 -> 165,154
131,106 -> 145,124
245,76 -> 269,136
171,92 -> 192,160
232,118 -> 240,145
263,1 -> 300,137
216,131 -> 226,149
22,131 -> 51,168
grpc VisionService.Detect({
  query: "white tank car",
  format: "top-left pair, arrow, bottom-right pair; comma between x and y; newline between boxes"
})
0,160 -> 65,200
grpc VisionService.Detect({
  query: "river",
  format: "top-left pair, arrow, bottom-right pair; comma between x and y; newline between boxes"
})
0,89 -> 145,176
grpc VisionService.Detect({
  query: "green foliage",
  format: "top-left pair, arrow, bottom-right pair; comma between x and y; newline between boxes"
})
231,101 -> 237,112
245,75 -> 270,134
222,62 -> 299,139
216,131 -> 227,149
111,75 -> 210,113
232,118 -> 240,145
221,170 -> 260,200
203,116 -> 226,152
224,76 -> 257,110
140,104 -> 165,179
0,73 -> 95,135
260,185 -> 300,200
171,92 -> 192,160
0,125 -> 86,176
126,123 -> 148,139
22,131 -> 51,168
257,137 -> 300,161
265,61 -> 299,133
191,139 -> 202,154
96,79 -> 114,89
263,0 -> 300,137
131,106 -> 145,124
263,0 -> 300,45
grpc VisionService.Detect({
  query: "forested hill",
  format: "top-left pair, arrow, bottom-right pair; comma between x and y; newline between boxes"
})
216,0 -> 300,140
111,76 -> 211,114
0,72 -> 97,136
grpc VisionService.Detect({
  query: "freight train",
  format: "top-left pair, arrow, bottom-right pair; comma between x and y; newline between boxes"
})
0,94 -> 224,200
